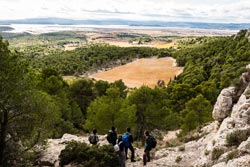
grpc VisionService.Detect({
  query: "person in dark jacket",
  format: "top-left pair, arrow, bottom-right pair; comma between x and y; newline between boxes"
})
123,127 -> 136,162
88,128 -> 99,145
143,130 -> 151,165
117,135 -> 126,167
107,126 -> 118,146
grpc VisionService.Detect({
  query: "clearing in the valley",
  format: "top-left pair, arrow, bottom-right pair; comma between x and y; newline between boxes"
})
89,57 -> 183,88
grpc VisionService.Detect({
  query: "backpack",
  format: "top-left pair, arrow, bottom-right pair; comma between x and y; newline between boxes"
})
89,134 -> 98,144
114,143 -> 120,152
114,141 -> 123,152
148,135 -> 157,148
122,133 -> 130,147
107,131 -> 114,144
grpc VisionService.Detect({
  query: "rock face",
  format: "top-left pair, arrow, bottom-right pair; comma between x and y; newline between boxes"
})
195,68 -> 250,167
38,134 -> 108,167
212,87 -> 236,121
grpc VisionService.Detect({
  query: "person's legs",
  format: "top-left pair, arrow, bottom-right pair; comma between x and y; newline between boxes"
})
125,147 -> 128,160
121,152 -> 126,167
146,150 -> 150,162
129,145 -> 135,161
143,150 -> 150,166
143,153 -> 147,166
117,154 -> 122,167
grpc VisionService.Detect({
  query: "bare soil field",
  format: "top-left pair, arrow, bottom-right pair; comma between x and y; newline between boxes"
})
89,57 -> 183,88
80,26 -> 237,48
64,44 -> 78,51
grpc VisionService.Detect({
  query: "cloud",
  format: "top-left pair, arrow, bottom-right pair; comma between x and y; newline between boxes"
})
0,0 -> 250,23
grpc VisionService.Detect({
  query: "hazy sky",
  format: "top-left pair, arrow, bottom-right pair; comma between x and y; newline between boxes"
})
1,0 -> 250,23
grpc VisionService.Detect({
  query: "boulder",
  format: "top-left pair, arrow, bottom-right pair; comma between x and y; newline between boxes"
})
38,139 -> 65,167
238,136 -> 250,154
212,87 -> 236,121
212,155 -> 250,167
39,134 -> 109,166
39,134 -> 88,166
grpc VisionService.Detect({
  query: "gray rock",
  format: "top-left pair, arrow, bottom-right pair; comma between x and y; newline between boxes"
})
212,87 -> 236,121
238,137 -> 250,154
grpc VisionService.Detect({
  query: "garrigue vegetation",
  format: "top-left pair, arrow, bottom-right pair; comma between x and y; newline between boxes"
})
1,29 -> 250,166
59,141 -> 118,167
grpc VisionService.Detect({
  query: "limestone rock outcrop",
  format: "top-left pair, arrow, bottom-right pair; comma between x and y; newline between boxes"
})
38,134 -> 108,166
212,87 -> 236,121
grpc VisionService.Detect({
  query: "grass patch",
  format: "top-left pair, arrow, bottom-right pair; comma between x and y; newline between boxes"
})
165,138 -> 182,147
178,145 -> 185,151
226,129 -> 250,147
211,148 -> 225,161
204,149 -> 210,156
226,150 -> 239,163
175,156 -> 182,163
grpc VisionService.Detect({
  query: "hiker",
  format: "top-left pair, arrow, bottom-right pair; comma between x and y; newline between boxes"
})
115,135 -> 126,167
88,128 -> 99,145
122,127 -> 136,162
107,126 -> 118,146
143,130 -> 157,166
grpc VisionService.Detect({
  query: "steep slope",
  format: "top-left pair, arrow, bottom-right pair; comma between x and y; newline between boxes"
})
39,65 -> 250,167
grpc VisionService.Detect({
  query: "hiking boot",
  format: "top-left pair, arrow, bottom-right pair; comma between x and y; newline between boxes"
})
143,155 -> 147,165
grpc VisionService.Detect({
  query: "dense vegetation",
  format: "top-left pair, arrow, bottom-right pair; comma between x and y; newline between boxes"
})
1,30 -> 250,166
59,142 -> 118,167
29,44 -> 171,75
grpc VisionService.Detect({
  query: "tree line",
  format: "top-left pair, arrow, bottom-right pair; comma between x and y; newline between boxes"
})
25,43 -> 172,75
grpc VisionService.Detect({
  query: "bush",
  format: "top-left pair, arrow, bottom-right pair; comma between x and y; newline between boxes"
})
175,156 -> 182,163
178,145 -> 185,151
165,138 -> 182,147
226,150 -> 239,163
204,149 -> 210,156
226,129 -> 250,147
59,141 -> 119,167
211,148 -> 225,160
178,129 -> 205,143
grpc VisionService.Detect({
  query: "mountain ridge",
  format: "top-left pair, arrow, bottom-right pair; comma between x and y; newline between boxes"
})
1,17 -> 250,30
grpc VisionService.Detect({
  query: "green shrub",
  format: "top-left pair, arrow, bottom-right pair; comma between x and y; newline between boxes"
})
244,143 -> 250,150
165,138 -> 182,147
59,141 -> 119,167
178,145 -> 185,151
204,149 -> 210,156
226,130 -> 249,146
211,148 -> 225,160
226,150 -> 239,163
175,156 -> 182,163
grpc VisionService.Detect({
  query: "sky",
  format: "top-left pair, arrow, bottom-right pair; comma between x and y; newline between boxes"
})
1,0 -> 250,23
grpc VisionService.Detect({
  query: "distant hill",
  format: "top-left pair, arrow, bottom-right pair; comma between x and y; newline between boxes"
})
0,26 -> 14,32
0,18 -> 250,30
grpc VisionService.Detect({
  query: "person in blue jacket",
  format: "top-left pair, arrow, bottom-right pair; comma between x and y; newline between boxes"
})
122,127 -> 136,162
